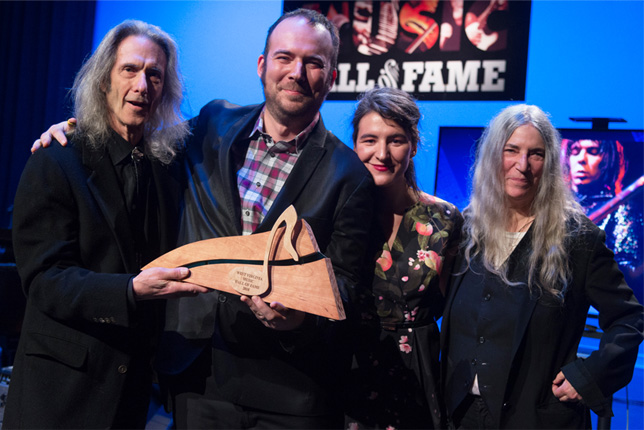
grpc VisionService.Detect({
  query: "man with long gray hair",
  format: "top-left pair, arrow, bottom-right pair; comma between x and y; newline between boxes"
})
31,9 -> 375,428
4,20 -> 208,429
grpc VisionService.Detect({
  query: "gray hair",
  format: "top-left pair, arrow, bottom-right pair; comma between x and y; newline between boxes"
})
463,104 -> 584,300
71,20 -> 188,164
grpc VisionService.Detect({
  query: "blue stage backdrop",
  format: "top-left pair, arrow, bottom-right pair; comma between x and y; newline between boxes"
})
91,0 -> 643,198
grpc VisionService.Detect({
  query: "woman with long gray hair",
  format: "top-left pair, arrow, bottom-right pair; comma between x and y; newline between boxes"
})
440,104 -> 643,429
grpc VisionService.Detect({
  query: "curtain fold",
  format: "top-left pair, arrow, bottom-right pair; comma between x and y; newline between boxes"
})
0,1 -> 96,230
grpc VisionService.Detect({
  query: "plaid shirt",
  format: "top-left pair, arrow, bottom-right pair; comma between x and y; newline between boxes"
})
237,109 -> 320,235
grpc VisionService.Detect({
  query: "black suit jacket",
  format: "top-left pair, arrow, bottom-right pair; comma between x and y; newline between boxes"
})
441,217 -> 643,429
158,100 -> 375,416
5,134 -> 180,429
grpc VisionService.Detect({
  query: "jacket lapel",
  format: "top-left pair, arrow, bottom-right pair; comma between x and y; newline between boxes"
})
505,228 -> 540,360
441,253 -> 467,363
218,106 -> 262,236
82,143 -> 136,272
257,119 -> 328,233
150,160 -> 181,253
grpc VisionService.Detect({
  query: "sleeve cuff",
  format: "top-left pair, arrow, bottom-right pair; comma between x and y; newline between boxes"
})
562,359 -> 613,417
127,276 -> 137,312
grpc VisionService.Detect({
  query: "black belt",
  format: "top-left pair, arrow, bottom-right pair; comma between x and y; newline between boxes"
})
380,319 -> 437,331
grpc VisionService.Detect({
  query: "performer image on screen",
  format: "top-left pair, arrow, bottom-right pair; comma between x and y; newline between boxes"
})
34,8 -> 374,429
562,138 -> 643,301
565,138 -> 625,197
3,20 -> 210,429
441,105 -> 643,429
344,87 -> 462,429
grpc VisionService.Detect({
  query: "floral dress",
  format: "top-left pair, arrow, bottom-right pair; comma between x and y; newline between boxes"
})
345,193 -> 462,430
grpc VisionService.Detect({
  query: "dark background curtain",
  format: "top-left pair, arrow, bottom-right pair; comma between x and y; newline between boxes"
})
0,1 -> 96,231
0,0 -> 95,366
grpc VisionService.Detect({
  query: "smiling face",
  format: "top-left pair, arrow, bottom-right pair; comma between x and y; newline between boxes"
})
502,124 -> 545,209
568,139 -> 604,191
354,111 -> 415,190
104,35 -> 166,144
258,16 -> 336,129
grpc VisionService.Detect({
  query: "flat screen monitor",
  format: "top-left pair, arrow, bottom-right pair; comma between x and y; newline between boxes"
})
434,126 -> 644,303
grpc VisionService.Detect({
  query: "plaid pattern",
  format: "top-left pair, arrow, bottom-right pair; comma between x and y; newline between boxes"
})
237,110 -> 319,235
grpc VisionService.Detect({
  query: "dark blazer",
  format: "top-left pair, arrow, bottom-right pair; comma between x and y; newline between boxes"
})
158,100 -> 375,416
441,217 -> 643,429
5,134 -> 180,429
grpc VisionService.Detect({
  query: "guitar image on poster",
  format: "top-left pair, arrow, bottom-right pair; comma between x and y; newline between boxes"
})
465,0 -> 508,51
283,0 -> 531,101
399,0 -> 440,54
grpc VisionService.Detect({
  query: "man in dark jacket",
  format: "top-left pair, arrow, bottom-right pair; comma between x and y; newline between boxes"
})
4,20 -> 209,429
158,9 -> 375,429
32,9 -> 375,429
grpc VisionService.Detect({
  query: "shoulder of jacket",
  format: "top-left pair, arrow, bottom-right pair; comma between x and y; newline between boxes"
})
199,99 -> 261,118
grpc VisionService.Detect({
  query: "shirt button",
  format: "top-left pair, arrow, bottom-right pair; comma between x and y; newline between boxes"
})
218,295 -> 227,303
270,152 -> 276,158
245,211 -> 250,216
471,358 -> 477,366
479,336 -> 485,344
117,365 -> 128,374
256,182 -> 261,187
484,293 -> 491,301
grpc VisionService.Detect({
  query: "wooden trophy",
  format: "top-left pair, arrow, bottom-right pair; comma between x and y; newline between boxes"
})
143,206 -> 345,320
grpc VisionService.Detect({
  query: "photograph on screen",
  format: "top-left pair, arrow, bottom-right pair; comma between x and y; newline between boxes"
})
434,127 -> 644,302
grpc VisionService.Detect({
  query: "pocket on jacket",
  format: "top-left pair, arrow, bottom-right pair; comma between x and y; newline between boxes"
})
536,396 -> 588,429
24,332 -> 88,369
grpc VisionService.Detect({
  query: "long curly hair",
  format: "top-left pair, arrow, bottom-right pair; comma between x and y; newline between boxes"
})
463,104 -> 585,300
71,20 -> 189,164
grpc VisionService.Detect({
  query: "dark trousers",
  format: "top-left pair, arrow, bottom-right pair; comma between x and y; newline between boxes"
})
450,394 -> 495,430
165,347 -> 341,429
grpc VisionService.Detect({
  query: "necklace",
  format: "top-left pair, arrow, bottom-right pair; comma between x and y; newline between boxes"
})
509,216 -> 535,233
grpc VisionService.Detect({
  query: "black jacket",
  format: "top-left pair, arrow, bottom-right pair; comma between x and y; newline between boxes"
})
5,134 -> 180,428
441,217 -> 644,429
158,100 -> 376,416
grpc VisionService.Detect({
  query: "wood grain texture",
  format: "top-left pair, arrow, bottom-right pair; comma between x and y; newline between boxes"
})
143,208 -> 345,320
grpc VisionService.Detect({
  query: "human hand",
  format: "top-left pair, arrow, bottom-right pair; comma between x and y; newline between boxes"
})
132,267 -> 211,300
31,118 -> 76,153
240,295 -> 306,331
552,371 -> 583,402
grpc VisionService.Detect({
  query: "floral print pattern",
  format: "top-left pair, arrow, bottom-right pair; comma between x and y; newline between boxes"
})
346,194 -> 463,429
374,193 -> 459,328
